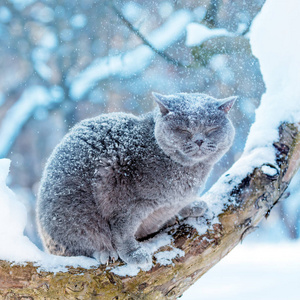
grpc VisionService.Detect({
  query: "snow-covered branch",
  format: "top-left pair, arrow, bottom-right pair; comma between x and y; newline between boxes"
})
0,86 -> 62,158
185,23 -> 234,47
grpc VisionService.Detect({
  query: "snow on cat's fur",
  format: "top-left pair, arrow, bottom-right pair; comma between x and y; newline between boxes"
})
37,93 -> 236,265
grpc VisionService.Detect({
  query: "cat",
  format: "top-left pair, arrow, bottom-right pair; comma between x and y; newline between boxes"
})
36,92 -> 236,265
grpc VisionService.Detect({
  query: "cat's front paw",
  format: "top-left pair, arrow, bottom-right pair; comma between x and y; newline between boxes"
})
120,246 -> 152,266
179,201 -> 208,219
93,249 -> 118,264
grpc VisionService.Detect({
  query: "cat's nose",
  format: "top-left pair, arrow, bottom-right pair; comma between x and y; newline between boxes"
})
195,139 -> 204,147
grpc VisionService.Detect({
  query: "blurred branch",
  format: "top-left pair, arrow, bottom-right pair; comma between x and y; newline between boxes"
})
240,4 -> 265,36
108,1 -> 185,68
203,0 -> 221,27
191,35 -> 251,67
4,1 -> 52,87
69,9 -> 192,100
0,86 -> 59,158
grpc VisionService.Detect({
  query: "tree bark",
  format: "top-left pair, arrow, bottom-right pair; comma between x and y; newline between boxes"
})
1,123 -> 300,299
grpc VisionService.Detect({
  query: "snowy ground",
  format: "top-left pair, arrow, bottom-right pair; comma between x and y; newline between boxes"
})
181,240 -> 300,300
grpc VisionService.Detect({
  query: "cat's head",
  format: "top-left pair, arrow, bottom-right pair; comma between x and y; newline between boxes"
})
153,92 -> 236,166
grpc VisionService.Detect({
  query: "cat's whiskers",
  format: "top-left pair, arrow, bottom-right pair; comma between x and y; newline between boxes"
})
182,142 -> 199,156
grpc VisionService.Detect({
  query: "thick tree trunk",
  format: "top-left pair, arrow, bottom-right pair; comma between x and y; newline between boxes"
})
1,123 -> 300,300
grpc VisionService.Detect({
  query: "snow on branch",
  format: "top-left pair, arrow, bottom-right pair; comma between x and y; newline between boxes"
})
185,23 -> 234,47
109,1 -> 184,67
69,10 -> 193,101
0,86 -> 62,158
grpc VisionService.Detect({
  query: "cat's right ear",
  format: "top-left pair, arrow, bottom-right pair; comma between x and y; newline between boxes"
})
152,92 -> 171,116
217,96 -> 237,114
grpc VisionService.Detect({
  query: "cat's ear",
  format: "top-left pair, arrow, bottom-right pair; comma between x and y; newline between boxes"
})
152,92 -> 171,116
217,96 -> 237,114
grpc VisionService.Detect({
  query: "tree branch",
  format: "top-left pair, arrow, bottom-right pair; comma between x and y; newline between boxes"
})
203,0 -> 221,27
1,123 -> 299,299
108,1 -> 185,68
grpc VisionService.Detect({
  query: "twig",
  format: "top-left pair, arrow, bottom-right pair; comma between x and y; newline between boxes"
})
203,0 -> 221,27
108,1 -> 185,68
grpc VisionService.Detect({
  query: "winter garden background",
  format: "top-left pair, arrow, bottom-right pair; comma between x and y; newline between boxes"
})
0,0 -> 299,299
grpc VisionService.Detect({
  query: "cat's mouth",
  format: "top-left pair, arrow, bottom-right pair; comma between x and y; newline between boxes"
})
182,143 -> 199,156
182,142 -> 217,159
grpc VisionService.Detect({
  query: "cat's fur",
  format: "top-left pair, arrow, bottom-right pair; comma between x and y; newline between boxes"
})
37,92 -> 236,265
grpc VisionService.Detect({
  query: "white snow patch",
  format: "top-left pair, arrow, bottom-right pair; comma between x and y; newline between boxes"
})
70,14 -> 87,29
0,6 -> 12,23
122,1 -> 144,23
245,0 -> 300,154
155,247 -> 185,266
185,23 -> 234,47
186,216 -> 210,236
112,264 -> 141,277
200,0 -> 300,217
261,165 -> 278,177
0,159 -> 26,238
144,232 -> 173,253
158,1 -> 174,19
38,31 -> 58,49
111,261 -> 153,277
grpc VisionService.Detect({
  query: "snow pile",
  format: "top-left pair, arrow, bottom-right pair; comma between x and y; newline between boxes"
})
185,23 -> 234,47
244,0 -> 300,154
240,0 -> 300,170
0,159 -> 42,262
203,0 -> 300,216
154,247 -> 185,266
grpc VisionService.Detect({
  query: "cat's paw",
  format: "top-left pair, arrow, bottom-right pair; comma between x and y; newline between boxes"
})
179,201 -> 208,219
93,249 -> 118,265
120,246 -> 152,266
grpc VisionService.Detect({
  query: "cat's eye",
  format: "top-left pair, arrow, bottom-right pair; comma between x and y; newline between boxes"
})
176,128 -> 192,137
206,127 -> 219,136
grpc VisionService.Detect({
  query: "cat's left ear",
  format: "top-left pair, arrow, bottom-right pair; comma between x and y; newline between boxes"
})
217,96 -> 237,114
152,92 -> 172,116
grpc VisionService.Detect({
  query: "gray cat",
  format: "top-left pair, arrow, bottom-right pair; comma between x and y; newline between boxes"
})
36,92 -> 236,265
